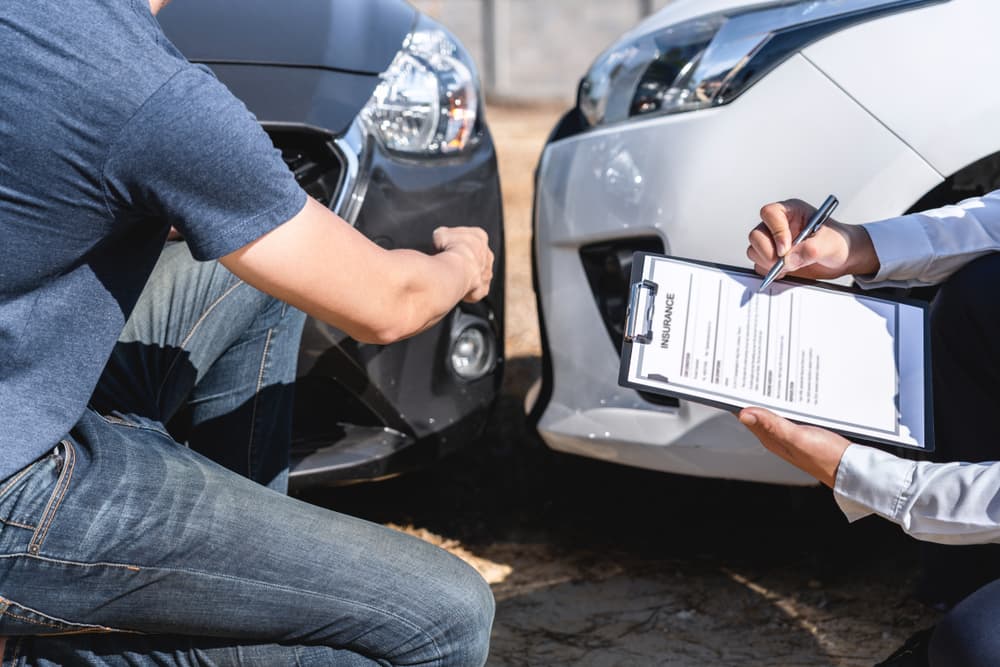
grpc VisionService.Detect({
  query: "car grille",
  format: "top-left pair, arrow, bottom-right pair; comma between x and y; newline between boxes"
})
579,237 -> 679,408
268,128 -> 346,210
580,237 -> 664,350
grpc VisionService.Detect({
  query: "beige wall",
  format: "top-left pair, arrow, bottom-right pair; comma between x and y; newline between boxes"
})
409,0 -> 672,102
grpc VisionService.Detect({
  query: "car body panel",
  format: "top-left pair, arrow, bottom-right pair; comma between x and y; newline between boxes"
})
206,64 -> 379,138
297,131 -> 505,442
291,141 -> 505,488
534,52 -> 944,485
802,0 -> 1000,178
157,0 -> 414,75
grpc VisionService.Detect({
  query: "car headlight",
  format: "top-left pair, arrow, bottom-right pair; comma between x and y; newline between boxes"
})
579,0 -> 943,128
362,14 -> 480,155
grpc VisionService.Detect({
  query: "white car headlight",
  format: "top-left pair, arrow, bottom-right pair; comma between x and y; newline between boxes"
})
362,15 -> 480,155
579,0 -> 943,128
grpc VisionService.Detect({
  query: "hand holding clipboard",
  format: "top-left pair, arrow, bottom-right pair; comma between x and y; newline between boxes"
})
621,254 -> 932,452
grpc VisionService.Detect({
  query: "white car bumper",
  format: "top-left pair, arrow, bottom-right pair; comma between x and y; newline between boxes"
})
532,53 -> 941,485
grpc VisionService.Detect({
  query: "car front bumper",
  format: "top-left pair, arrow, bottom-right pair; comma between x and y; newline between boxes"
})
290,124 -> 505,489
531,53 -> 941,485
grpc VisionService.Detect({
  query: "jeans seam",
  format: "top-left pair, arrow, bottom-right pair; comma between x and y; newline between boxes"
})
96,413 -> 174,442
247,326 -> 275,478
1,610 -> 65,631
0,519 -> 35,531
155,277 -> 245,408
61,563 -> 446,661
0,461 -> 42,502
27,441 -> 75,556
2,553 -> 142,572
0,596 -> 132,635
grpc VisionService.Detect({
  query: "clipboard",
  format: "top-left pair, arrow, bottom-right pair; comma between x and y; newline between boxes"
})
619,253 -> 934,452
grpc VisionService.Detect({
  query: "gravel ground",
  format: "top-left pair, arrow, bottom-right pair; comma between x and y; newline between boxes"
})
300,103 -> 940,667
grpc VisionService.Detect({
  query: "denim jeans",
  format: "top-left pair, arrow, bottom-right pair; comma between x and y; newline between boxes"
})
0,243 -> 494,666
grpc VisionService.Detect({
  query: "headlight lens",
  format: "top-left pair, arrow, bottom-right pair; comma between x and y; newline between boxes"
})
580,0 -> 942,128
362,15 -> 480,155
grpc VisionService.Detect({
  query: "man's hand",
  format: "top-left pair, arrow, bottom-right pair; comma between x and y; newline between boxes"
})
222,197 -> 495,345
738,407 -> 852,488
433,226 -> 493,303
747,199 -> 880,281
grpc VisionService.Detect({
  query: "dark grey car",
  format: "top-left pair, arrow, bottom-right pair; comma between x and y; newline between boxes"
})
158,0 -> 505,488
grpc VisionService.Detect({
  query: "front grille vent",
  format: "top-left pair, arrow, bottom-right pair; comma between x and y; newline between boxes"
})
267,129 -> 345,209
580,237 -> 664,350
579,237 -> 678,408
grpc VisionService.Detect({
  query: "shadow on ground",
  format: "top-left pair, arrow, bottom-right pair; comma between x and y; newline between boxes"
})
301,356 -> 938,666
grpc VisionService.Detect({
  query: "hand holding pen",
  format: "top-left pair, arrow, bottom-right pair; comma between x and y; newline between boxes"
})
747,196 -> 880,288
757,195 -> 839,292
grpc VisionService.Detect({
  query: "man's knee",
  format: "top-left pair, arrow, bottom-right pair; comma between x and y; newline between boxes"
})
929,580 -> 1000,667
435,557 -> 495,667
449,565 -> 495,667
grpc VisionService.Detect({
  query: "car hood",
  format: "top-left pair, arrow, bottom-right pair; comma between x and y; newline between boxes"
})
619,0 -> 758,43
157,0 -> 416,75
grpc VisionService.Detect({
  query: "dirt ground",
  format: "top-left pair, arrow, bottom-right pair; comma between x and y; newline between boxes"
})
301,104 -> 940,666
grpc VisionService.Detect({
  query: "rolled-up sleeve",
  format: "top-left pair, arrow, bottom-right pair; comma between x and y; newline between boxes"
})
834,444 -> 1000,545
855,190 -> 1000,289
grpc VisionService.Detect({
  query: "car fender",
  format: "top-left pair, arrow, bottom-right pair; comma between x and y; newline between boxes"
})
802,0 -> 1000,182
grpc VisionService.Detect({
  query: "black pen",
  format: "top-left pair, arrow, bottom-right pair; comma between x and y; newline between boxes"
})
756,194 -> 839,294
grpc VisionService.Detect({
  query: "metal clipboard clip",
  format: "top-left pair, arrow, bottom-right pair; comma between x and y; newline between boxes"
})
624,279 -> 658,344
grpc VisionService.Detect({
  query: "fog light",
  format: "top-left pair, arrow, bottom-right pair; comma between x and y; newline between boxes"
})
450,325 -> 495,380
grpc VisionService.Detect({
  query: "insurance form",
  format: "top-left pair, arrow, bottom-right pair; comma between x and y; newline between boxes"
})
620,254 -> 932,451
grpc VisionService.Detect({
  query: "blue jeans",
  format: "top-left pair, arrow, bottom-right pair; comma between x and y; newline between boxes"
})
0,243 -> 494,666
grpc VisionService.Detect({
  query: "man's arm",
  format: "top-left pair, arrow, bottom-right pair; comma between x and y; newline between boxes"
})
742,194 -> 1000,545
857,189 -> 1000,287
101,65 -> 491,342
739,408 -> 1000,546
220,196 -> 493,345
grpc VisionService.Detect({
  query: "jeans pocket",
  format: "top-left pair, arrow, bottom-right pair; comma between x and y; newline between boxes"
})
0,441 -> 75,556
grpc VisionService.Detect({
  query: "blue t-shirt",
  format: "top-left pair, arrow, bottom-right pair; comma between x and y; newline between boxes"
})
0,0 -> 307,481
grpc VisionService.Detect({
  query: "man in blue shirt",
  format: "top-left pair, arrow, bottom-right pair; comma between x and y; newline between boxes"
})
0,0 -> 495,664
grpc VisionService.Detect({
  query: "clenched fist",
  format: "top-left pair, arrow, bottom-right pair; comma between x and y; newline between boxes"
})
433,226 -> 494,303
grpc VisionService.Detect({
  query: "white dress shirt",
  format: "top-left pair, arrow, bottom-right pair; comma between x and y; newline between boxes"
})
833,190 -> 1000,544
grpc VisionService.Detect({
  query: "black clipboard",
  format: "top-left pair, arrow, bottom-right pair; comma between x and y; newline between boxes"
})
618,252 -> 935,453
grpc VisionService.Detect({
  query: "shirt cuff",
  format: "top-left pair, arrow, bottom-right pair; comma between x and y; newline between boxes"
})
854,216 -> 936,288
833,444 -> 916,523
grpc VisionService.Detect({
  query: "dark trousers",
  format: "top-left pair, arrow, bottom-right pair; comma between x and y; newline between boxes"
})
922,254 -> 1000,666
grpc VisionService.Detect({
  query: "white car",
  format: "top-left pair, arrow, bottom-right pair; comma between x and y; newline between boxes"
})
529,0 -> 1000,485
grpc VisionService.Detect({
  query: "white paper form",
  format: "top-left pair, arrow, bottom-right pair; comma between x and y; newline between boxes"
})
623,256 -> 929,450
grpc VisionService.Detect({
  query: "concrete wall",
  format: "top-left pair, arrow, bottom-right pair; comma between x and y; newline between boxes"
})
409,0 -> 672,102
